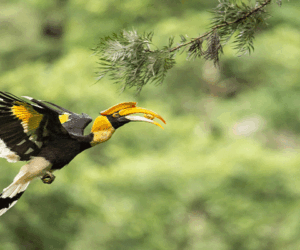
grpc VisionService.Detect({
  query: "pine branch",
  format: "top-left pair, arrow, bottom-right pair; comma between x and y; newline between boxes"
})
170,0 -> 271,53
94,0 -> 286,92
94,31 -> 176,93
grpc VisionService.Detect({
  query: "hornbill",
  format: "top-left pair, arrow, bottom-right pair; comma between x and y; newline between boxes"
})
0,91 -> 165,216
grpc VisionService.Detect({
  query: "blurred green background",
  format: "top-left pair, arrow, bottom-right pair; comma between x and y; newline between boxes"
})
1,0 -> 300,249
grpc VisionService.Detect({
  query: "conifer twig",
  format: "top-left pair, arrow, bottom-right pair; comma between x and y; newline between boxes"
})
94,0 -> 285,92
169,0 -> 271,53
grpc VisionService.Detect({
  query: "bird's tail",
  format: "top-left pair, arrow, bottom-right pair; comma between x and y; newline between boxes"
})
0,173 -> 30,216
0,157 -> 52,216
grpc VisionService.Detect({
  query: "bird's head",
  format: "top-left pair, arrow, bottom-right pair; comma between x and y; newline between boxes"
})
90,102 -> 166,146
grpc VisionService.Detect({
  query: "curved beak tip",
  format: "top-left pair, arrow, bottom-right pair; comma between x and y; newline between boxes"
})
158,124 -> 164,129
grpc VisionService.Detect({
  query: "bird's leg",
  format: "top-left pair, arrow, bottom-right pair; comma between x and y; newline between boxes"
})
41,171 -> 56,184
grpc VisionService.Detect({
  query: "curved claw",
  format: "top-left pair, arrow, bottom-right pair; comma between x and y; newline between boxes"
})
41,171 -> 56,184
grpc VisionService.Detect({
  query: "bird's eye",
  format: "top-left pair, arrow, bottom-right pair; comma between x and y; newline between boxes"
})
112,112 -> 120,118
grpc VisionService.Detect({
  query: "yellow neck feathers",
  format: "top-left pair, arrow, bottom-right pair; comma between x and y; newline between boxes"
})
91,116 -> 115,146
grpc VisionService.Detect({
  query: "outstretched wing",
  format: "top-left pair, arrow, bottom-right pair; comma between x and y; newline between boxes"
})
41,101 -> 92,136
0,92 -> 69,162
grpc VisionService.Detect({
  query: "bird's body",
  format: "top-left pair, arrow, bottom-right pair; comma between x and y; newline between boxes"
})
37,135 -> 90,169
0,91 -> 165,216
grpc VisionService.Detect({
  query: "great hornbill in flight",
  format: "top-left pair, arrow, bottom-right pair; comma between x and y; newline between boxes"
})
0,91 -> 166,216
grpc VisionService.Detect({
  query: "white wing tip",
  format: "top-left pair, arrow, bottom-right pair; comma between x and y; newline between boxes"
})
22,96 -> 33,100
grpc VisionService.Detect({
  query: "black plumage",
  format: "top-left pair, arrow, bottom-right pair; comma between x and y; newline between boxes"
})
0,91 -> 165,216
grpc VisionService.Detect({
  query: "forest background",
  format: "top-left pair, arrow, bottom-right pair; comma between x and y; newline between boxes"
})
0,0 -> 300,249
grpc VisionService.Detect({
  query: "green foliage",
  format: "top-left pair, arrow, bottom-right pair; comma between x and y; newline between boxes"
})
94,31 -> 175,92
95,0 -> 281,92
1,0 -> 300,250
211,0 -> 268,55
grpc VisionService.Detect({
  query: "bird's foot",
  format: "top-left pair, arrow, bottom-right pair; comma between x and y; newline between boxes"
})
41,171 -> 56,184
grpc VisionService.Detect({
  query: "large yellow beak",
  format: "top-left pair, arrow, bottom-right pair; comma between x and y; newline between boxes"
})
100,102 -> 137,115
120,107 -> 166,129
101,102 -> 166,129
